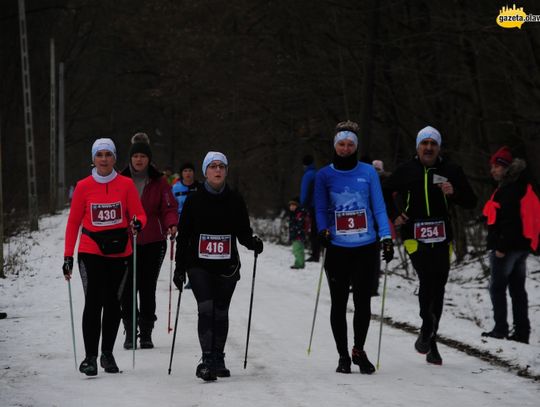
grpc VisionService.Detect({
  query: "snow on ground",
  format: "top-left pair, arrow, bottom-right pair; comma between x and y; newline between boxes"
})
0,211 -> 539,407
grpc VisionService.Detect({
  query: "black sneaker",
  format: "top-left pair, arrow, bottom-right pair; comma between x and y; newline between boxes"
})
123,322 -> 137,350
481,330 -> 507,340
79,356 -> 98,376
306,257 -> 319,262
139,330 -> 154,349
100,352 -> 119,373
184,281 -> 192,290
414,331 -> 432,354
352,347 -> 375,374
0,312 -> 7,319
507,332 -> 529,344
215,353 -> 231,377
290,265 -> 305,269
196,353 -> 217,381
426,339 -> 442,365
336,355 -> 351,373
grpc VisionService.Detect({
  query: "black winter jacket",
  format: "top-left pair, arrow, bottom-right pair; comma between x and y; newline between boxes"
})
175,183 -> 255,277
486,159 -> 531,252
383,156 -> 477,243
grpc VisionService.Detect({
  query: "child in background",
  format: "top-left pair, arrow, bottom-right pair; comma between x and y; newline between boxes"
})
288,198 -> 308,269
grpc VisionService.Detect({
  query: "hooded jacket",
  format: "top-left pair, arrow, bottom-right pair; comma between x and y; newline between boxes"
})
121,164 -> 178,245
484,159 -> 534,252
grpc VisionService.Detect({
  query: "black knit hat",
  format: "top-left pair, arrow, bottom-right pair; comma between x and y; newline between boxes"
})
129,142 -> 152,160
180,162 -> 195,172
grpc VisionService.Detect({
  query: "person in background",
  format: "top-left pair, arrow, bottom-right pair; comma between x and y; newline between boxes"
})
63,138 -> 147,376
164,166 -> 180,186
288,197 -> 307,269
315,121 -> 394,375
172,162 -> 202,289
173,151 -> 263,381
120,136 -> 178,349
383,126 -> 477,365
481,146 -> 535,344
300,154 -> 320,262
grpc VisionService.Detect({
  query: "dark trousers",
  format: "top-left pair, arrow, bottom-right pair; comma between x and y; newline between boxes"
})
78,253 -> 128,357
324,243 -> 378,356
188,267 -> 238,354
489,250 -> 530,336
308,208 -> 320,261
408,243 -> 450,335
121,240 -> 167,327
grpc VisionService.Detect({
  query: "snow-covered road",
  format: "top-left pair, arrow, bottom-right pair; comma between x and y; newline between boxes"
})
0,212 -> 538,406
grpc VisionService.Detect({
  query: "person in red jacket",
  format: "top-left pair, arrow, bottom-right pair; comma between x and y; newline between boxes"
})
63,138 -> 147,376
481,146 -> 532,344
120,138 -> 178,349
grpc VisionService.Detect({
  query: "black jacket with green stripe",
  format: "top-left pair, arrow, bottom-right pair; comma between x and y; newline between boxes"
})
382,156 -> 477,244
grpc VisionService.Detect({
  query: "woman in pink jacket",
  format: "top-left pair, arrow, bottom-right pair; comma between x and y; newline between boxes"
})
120,138 -> 178,349
63,138 -> 147,376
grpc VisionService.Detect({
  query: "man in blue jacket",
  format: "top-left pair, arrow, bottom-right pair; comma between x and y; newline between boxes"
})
300,155 -> 320,262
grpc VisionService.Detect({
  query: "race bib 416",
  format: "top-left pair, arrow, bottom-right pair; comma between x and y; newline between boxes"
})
198,234 -> 232,259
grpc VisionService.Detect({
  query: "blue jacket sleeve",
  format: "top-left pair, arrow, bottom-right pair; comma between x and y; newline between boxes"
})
314,169 -> 329,232
300,169 -> 315,207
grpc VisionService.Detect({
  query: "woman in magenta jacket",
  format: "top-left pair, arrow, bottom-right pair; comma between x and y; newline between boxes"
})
120,138 -> 178,349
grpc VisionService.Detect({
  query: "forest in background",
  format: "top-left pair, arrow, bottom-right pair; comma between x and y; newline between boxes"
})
1,0 -> 540,258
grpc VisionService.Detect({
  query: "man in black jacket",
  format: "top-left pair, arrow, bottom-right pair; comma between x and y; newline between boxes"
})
383,126 -> 477,365
481,146 -> 531,344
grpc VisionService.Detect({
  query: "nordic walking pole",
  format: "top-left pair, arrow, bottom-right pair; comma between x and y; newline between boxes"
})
168,237 -> 174,333
67,279 -> 77,371
168,287 -> 183,375
132,216 -> 138,369
243,252 -> 258,369
307,248 -> 326,355
376,260 -> 390,370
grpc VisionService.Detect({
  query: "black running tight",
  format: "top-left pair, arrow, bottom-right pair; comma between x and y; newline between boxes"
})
78,253 -> 128,357
324,243 -> 378,357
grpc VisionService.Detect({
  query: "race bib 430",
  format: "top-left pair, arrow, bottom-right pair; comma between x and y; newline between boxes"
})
91,202 -> 123,226
198,234 -> 232,259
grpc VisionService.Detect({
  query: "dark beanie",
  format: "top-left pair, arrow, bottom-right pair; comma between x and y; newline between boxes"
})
129,142 -> 152,160
302,155 -> 314,166
489,146 -> 512,167
180,162 -> 195,172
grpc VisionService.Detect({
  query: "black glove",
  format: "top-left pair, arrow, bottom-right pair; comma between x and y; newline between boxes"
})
252,236 -> 264,255
381,238 -> 394,263
62,256 -> 74,277
132,218 -> 143,233
173,268 -> 186,291
318,229 -> 331,248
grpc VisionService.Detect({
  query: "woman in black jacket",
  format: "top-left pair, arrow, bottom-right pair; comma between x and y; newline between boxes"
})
173,151 -> 263,381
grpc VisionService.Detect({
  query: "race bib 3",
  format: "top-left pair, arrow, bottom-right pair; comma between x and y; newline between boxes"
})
335,209 -> 368,235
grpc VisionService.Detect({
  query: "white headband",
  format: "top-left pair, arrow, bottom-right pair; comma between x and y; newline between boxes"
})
334,131 -> 358,147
